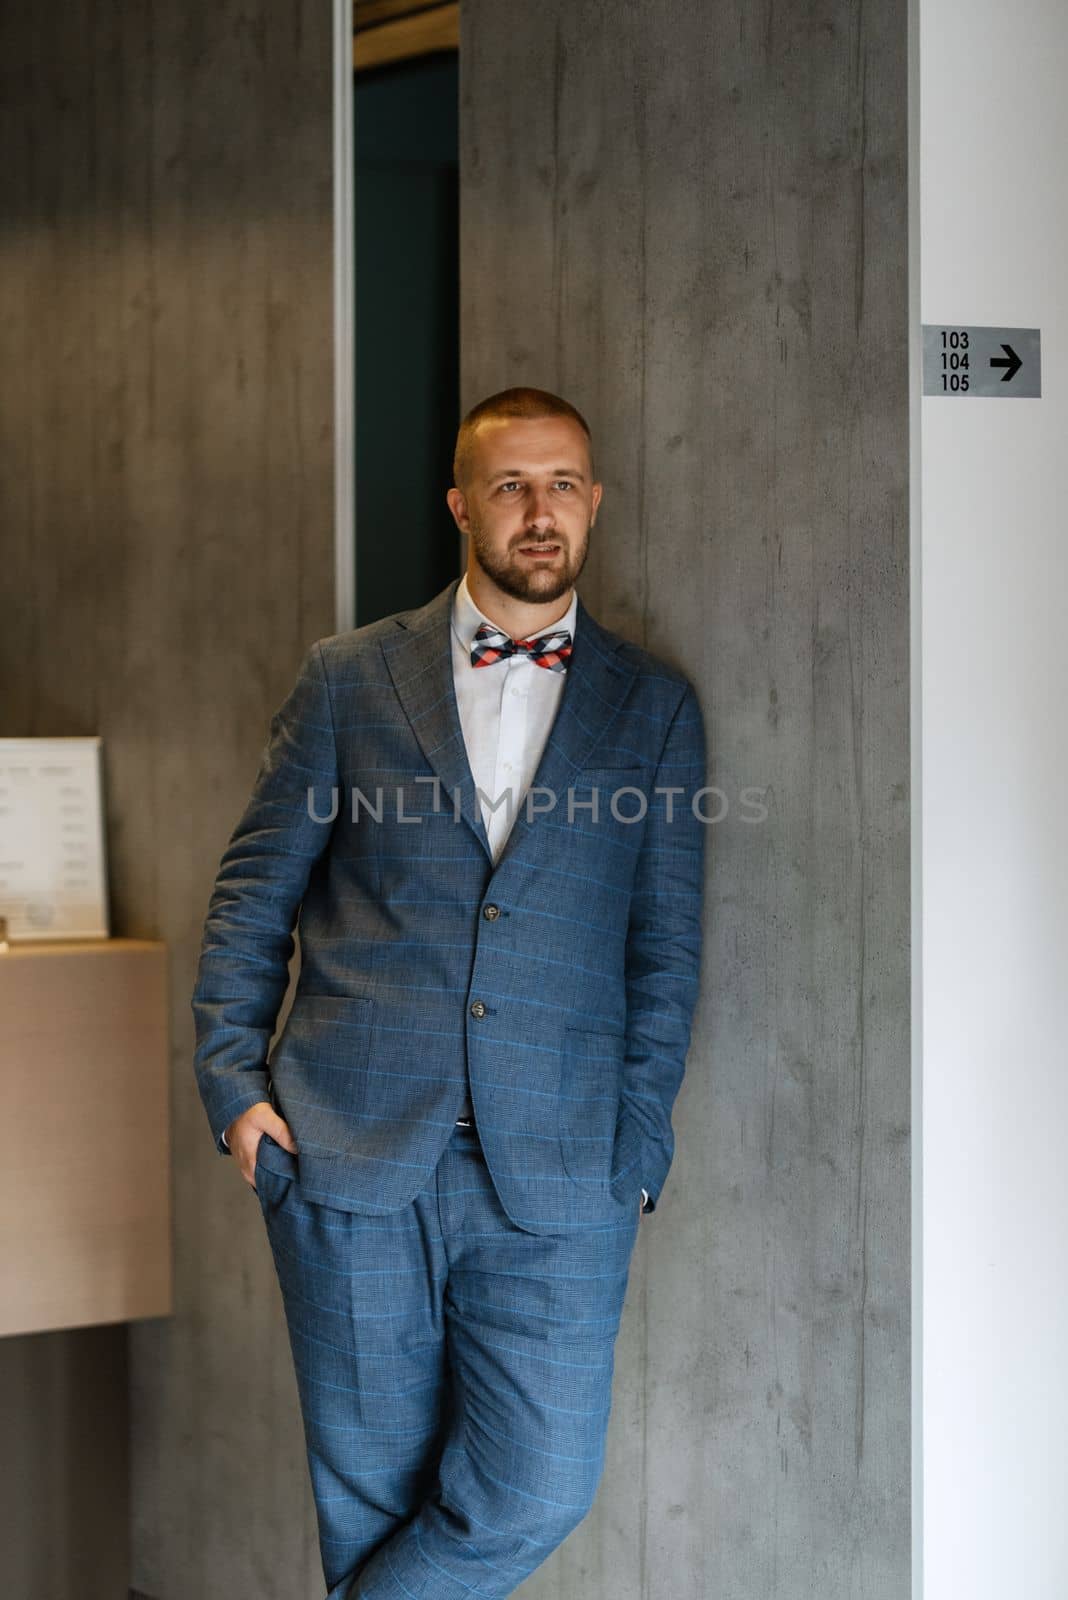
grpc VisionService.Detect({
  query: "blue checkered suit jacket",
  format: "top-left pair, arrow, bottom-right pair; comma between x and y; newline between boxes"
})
191,577 -> 707,1233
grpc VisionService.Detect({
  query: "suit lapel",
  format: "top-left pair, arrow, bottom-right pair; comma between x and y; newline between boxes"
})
380,577 -> 637,871
380,578 -> 492,860
490,593 -> 637,873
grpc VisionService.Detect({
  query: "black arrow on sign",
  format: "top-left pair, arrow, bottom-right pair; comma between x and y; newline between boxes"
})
990,343 -> 1022,383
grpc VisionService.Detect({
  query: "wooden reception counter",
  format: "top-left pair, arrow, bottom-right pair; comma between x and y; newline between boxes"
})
0,938 -> 172,1336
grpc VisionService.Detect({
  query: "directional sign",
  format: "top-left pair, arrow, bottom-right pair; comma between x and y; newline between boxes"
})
923,325 -> 1041,397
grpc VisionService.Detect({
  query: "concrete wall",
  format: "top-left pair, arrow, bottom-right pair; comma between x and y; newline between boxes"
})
918,1 -> 1068,1595
0,1328 -> 128,1600
0,4 -> 335,1596
2,0 -> 912,1593
460,3 -> 912,1596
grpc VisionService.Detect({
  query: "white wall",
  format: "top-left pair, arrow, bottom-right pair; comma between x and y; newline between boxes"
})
918,2 -> 1068,1596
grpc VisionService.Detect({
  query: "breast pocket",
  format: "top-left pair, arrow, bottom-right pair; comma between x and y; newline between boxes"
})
558,1025 -> 627,1187
567,765 -> 649,808
268,993 -> 375,1156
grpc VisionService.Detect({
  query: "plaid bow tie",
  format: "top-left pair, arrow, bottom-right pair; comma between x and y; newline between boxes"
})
470,620 -> 573,672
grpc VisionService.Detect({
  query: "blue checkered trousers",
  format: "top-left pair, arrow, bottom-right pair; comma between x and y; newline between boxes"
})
192,577 -> 707,1598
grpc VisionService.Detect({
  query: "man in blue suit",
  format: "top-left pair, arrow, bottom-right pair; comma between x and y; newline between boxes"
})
192,387 -> 707,1598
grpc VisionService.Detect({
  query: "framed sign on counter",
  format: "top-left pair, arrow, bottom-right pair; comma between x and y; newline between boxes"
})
0,737 -> 109,941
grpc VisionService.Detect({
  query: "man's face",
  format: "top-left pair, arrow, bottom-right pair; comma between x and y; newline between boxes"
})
446,415 -> 603,606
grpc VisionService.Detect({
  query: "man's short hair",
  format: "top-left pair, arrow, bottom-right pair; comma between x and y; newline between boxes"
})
453,387 -> 595,489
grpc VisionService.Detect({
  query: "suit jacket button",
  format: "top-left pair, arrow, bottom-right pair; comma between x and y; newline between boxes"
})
470,1000 -> 486,1018
483,904 -> 500,920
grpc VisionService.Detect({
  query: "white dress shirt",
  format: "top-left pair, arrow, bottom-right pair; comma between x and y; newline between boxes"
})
229,573 -> 649,1210
450,572 -> 577,864
448,573 -> 575,1120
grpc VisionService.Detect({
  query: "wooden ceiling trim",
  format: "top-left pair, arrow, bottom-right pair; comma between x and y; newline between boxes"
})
354,0 -> 446,29
353,2 -> 459,72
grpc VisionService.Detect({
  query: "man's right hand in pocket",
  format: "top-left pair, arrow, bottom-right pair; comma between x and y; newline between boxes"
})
224,1103 -> 299,1188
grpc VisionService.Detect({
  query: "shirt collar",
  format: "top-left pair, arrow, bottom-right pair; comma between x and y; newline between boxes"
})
451,570 -> 578,655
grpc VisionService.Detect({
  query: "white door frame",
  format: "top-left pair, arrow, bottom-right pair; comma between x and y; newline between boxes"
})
333,0 -> 356,633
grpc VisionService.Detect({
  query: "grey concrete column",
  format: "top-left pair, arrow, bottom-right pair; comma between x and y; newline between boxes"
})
0,3 -> 335,1596
460,3 -> 911,1597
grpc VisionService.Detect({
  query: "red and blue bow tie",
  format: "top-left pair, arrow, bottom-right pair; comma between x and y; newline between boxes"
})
470,620 -> 573,672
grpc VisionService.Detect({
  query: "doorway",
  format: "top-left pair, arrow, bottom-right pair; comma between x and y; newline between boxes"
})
354,48 -> 460,625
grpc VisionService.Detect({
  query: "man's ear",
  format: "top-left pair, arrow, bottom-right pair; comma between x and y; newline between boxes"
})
590,481 -> 604,524
446,486 -> 470,534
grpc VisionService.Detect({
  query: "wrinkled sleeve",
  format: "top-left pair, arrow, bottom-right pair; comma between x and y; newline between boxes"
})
191,642 -> 339,1154
622,680 -> 708,1210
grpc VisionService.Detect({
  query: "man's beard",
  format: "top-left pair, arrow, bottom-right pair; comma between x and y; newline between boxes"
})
468,521 -> 590,605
